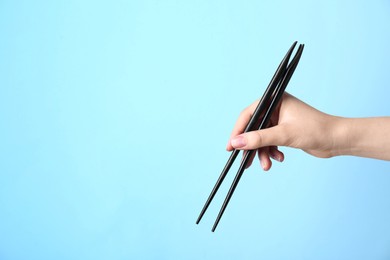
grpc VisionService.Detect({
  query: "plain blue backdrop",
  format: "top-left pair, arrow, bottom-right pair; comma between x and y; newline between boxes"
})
1,0 -> 390,259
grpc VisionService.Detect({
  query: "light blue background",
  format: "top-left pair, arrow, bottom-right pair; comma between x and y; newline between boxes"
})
1,0 -> 390,259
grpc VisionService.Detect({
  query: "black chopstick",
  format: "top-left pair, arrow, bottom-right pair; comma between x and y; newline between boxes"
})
195,42 -> 298,225
196,42 -> 304,232
211,44 -> 304,232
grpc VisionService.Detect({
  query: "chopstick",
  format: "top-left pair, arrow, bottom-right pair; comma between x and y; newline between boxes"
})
211,44 -> 304,231
196,42 -> 304,232
195,42 -> 298,226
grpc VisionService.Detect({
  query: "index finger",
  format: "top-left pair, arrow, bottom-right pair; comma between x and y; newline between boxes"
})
226,99 -> 260,151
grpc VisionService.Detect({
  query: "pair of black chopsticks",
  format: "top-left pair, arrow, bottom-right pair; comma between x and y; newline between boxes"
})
196,41 -> 304,232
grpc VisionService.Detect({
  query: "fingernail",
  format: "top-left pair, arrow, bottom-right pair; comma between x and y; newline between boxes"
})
271,153 -> 283,162
231,135 -> 247,148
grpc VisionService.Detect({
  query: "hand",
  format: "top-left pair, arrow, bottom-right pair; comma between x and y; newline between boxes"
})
226,93 -> 341,170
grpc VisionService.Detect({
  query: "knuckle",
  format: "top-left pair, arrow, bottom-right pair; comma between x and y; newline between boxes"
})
254,131 -> 264,147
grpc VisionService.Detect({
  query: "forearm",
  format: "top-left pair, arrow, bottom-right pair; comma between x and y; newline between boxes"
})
333,116 -> 390,160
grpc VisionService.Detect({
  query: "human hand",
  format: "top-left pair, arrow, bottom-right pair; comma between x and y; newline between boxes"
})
226,93 -> 342,170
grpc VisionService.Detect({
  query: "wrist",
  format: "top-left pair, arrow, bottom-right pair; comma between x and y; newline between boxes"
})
328,116 -> 353,157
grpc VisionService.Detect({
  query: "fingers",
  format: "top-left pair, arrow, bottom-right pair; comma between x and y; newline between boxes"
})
226,101 -> 259,151
240,146 -> 284,171
269,146 -> 284,162
258,147 -> 272,171
230,125 -> 288,150
257,146 -> 284,171
243,150 -> 257,169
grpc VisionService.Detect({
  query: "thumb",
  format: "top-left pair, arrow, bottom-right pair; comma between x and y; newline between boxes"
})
230,125 -> 288,150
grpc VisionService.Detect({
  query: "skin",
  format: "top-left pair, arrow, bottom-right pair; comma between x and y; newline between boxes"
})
226,93 -> 390,171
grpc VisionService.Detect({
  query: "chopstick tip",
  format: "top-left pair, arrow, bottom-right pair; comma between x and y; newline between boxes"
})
196,215 -> 202,224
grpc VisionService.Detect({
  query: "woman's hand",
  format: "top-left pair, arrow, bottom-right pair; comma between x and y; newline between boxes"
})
227,93 -> 340,170
226,92 -> 390,170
